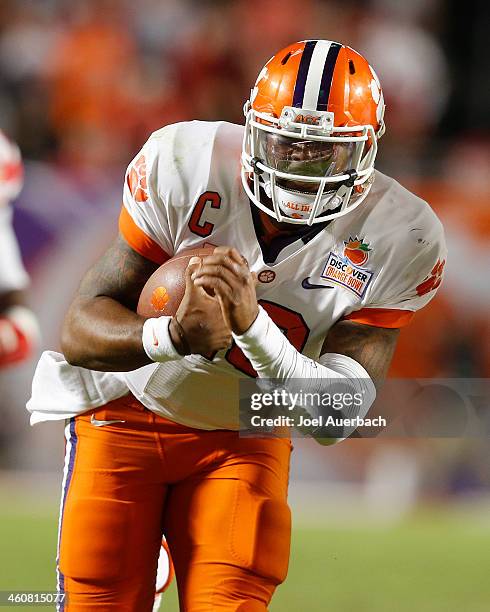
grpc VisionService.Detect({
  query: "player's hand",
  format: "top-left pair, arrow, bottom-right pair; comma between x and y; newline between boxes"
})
170,257 -> 232,358
0,306 -> 39,368
191,247 -> 259,335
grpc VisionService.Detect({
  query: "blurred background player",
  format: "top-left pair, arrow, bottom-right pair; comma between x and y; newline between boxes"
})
0,130 -> 39,369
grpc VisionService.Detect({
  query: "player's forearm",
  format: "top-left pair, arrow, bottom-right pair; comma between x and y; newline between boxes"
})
233,306 -> 376,443
233,307 -> 360,379
61,296 -> 151,371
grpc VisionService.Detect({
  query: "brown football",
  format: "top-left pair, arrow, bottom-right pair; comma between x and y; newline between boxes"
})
137,245 -> 216,318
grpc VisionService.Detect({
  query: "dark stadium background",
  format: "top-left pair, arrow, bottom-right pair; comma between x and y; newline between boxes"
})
0,1 -> 489,610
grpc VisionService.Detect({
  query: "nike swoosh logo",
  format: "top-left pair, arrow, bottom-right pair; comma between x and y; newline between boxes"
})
302,278 -> 335,290
90,414 -> 126,427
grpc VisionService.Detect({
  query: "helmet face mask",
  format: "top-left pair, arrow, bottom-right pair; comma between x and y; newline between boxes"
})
241,41 -> 385,226
259,133 -> 357,187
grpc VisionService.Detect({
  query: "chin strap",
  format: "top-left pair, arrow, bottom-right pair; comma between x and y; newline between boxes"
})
343,169 -> 358,188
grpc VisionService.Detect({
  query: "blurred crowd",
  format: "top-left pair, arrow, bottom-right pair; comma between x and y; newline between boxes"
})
1,0 -> 481,173
0,0 -> 489,494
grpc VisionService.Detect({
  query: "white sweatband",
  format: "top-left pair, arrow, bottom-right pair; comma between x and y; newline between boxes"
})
142,316 -> 182,363
233,306 -> 376,442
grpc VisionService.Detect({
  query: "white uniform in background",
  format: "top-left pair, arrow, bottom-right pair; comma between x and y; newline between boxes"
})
0,131 -> 28,293
0,131 -> 39,366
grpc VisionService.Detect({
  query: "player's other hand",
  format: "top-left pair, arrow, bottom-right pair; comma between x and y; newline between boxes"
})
0,306 -> 39,368
170,257 -> 232,358
191,247 -> 259,335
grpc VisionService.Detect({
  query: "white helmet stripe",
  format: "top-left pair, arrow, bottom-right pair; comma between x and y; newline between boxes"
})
302,40 -> 333,110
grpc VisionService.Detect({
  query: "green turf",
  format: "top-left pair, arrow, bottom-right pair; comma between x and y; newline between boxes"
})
1,504 -> 490,611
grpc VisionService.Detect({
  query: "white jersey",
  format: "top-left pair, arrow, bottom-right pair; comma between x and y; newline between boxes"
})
28,121 -> 446,428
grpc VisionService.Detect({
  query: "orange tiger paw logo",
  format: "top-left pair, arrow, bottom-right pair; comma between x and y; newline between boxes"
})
343,237 -> 371,266
151,286 -> 170,312
416,259 -> 445,296
128,154 -> 148,203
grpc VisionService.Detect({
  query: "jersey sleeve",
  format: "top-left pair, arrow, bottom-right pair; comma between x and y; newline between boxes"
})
344,215 -> 447,328
119,134 -> 174,264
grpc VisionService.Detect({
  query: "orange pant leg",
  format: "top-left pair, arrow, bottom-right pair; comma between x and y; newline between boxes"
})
163,432 -> 292,612
57,397 -> 167,611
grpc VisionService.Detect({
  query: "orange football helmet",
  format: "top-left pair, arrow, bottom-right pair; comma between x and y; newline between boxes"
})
241,40 -> 385,225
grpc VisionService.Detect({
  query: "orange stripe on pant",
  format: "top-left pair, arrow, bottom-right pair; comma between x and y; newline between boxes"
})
57,394 -> 292,611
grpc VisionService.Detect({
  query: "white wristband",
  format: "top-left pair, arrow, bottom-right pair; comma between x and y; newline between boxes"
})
142,317 -> 182,363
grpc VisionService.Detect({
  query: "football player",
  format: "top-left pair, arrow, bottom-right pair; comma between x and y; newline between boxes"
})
0,131 -> 39,369
28,41 -> 446,610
